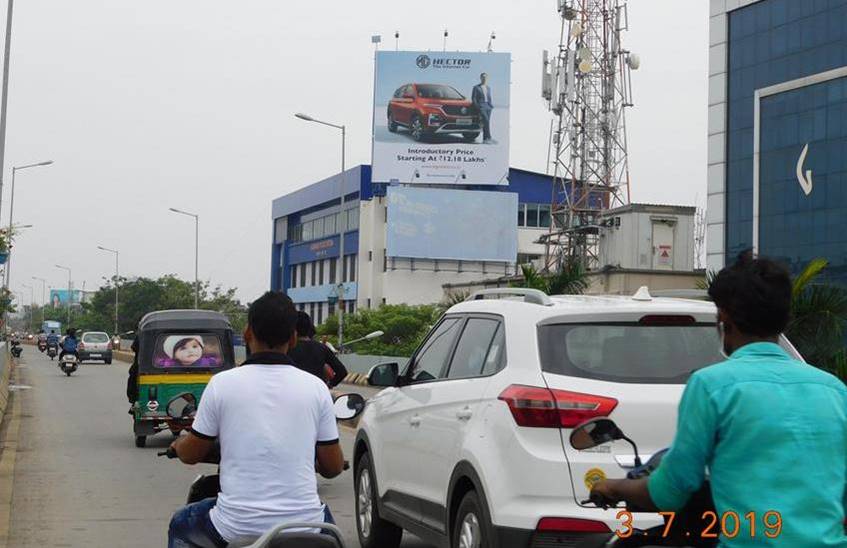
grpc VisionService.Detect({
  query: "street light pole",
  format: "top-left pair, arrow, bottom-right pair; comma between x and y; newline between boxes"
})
168,208 -> 199,309
5,160 -> 52,289
295,112 -> 347,346
55,264 -> 71,326
21,282 -> 31,331
0,0 -> 16,246
32,275 -> 46,324
97,246 -> 119,335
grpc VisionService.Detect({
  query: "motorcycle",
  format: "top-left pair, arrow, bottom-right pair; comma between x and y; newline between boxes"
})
59,353 -> 79,376
570,417 -> 716,548
10,340 -> 22,358
47,344 -> 58,360
159,392 -> 366,548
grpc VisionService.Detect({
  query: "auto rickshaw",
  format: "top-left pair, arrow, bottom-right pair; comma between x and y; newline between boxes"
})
131,309 -> 236,448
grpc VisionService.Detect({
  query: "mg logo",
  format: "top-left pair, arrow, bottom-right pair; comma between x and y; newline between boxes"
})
416,54 -> 431,69
796,143 -> 813,196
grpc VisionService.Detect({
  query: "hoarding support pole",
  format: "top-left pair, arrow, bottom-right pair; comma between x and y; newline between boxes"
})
337,124 -> 346,348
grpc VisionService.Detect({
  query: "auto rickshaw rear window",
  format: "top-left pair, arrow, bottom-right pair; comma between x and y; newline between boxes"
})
153,334 -> 225,368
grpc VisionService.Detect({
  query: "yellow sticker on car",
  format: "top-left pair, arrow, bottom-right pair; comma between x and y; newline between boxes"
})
584,468 -> 606,490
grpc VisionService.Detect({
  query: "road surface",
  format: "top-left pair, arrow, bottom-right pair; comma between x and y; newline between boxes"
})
7,348 -> 430,547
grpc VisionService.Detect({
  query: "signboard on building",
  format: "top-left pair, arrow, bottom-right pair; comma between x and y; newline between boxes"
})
372,50 -> 510,186
386,186 -> 517,262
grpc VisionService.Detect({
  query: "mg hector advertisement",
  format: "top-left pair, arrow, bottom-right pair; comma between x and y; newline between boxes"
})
372,50 -> 511,186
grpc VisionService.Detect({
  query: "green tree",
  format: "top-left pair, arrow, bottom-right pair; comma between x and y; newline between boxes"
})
785,258 -> 847,375
70,275 -> 246,335
317,304 -> 439,357
513,261 -> 589,295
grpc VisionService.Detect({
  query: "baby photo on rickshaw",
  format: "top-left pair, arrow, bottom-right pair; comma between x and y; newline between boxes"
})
154,334 -> 223,367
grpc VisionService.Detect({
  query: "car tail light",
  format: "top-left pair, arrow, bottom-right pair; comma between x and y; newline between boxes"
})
638,314 -> 696,326
498,385 -> 618,428
537,517 -> 610,533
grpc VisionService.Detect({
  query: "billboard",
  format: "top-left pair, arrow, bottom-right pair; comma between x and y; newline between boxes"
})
373,51 -> 510,186
386,186 -> 517,262
50,289 -> 83,308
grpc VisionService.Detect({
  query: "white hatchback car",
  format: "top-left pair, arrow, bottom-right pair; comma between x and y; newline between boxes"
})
353,287 -> 800,548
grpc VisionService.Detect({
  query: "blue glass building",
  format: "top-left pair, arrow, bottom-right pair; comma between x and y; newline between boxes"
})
707,0 -> 847,286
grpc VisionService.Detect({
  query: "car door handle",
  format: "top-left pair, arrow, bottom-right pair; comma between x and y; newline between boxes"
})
456,407 -> 473,421
409,415 -> 421,427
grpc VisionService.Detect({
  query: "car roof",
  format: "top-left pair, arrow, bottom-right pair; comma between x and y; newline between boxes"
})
446,293 -> 716,322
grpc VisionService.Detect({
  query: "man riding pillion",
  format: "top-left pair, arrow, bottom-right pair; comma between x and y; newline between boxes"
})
167,291 -> 345,547
59,328 -> 79,361
590,253 -> 847,547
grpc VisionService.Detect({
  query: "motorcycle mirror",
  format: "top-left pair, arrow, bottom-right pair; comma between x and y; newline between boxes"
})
333,393 -> 366,421
569,418 -> 624,450
166,393 -> 197,419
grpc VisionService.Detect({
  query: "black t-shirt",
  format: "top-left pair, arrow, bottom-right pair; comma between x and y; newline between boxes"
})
288,339 -> 348,387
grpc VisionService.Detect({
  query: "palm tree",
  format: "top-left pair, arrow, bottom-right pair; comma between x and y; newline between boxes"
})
515,262 -> 589,296
785,258 -> 847,375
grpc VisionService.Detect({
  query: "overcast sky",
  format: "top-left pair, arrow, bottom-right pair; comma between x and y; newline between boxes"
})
3,0 -> 707,306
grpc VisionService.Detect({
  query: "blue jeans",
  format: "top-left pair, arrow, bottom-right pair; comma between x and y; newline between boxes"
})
168,497 -> 336,548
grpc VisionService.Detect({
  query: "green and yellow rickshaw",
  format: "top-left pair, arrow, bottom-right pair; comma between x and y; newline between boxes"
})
131,309 -> 236,447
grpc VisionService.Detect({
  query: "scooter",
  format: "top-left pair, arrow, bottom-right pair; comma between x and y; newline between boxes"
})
159,392 -> 366,548
570,418 -> 716,548
59,353 -> 79,376
46,344 -> 58,360
10,340 -> 22,358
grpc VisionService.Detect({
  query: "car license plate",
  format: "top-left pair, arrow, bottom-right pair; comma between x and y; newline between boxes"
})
90,353 -> 101,358
457,118 -> 472,125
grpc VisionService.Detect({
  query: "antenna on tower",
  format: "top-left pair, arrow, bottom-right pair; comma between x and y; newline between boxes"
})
395,31 -> 400,51
487,31 -> 496,52
540,0 -> 639,272
443,28 -> 449,51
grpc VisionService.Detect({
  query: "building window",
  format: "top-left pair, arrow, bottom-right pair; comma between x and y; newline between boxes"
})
290,265 -> 298,288
300,264 -> 307,287
342,256 -> 348,282
329,258 -> 337,283
337,210 -> 346,234
367,298 -> 371,309
302,221 -> 314,242
328,302 -> 335,317
518,203 -> 526,226
288,223 -> 302,243
319,260 -> 325,285
347,207 -> 359,230
309,302 -> 315,319
383,249 -> 387,272
325,213 -> 336,236
348,255 -> 356,282
310,261 -> 316,286
274,217 -> 287,244
538,204 -> 551,228
368,250 -> 373,262
317,303 -> 324,325
526,204 -> 539,227
313,217 -> 325,240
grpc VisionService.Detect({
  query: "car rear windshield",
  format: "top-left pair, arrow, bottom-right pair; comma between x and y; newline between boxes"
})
538,323 -> 723,384
153,333 -> 226,369
83,333 -> 109,343
416,84 -> 464,100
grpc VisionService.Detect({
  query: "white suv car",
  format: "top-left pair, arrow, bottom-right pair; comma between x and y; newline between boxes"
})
353,288 -> 800,548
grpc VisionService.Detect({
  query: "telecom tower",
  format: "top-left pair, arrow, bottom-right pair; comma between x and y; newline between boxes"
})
541,0 -> 639,271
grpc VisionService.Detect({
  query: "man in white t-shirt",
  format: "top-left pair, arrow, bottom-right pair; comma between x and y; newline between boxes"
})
167,291 -> 345,548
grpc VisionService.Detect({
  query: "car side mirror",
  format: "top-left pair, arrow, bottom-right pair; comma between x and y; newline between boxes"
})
569,418 -> 624,450
166,392 -> 197,419
333,393 -> 366,421
368,362 -> 399,387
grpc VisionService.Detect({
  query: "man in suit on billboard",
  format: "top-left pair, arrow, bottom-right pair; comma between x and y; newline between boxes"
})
472,73 -> 494,144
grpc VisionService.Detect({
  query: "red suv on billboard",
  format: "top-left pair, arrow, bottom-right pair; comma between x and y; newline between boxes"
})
387,83 -> 481,142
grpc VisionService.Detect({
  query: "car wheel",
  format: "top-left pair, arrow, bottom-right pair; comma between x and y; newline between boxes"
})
462,132 -> 480,143
105,359 -> 112,365
387,111 -> 398,133
452,491 -> 494,548
411,115 -> 426,142
134,435 -> 146,448
355,453 -> 402,548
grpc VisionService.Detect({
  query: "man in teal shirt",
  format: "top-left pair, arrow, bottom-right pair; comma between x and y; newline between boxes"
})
592,254 -> 847,546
